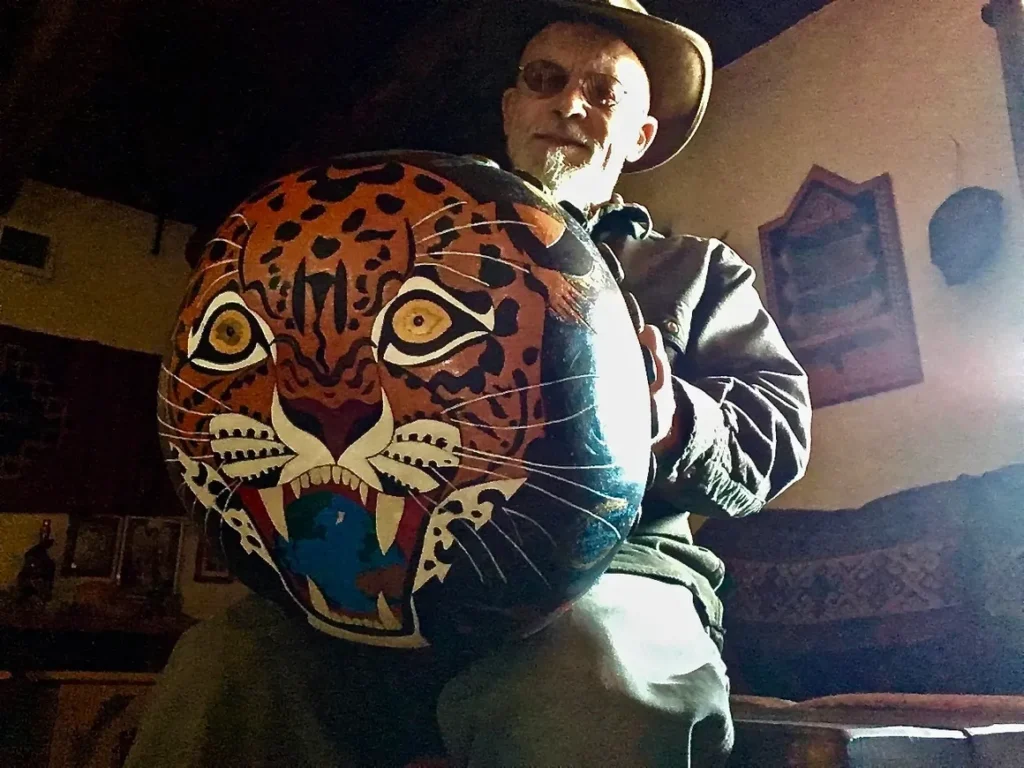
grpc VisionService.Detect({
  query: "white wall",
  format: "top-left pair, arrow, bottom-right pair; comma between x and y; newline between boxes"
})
0,181 -> 250,618
621,0 -> 1024,509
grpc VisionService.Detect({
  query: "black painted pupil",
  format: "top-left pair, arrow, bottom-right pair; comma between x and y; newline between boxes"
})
413,315 -> 425,327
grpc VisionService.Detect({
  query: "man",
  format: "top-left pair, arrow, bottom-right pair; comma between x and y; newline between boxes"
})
126,2 -> 810,766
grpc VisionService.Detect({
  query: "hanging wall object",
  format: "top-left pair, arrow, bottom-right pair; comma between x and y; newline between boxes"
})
928,186 -> 1004,285
759,166 -> 923,408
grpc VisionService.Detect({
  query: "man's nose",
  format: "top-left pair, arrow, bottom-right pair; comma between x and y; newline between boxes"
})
550,81 -> 588,120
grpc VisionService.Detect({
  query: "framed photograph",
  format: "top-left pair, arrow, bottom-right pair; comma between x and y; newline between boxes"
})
759,166 -> 923,408
62,516 -> 125,579
116,518 -> 183,595
0,224 -> 54,280
193,515 -> 234,583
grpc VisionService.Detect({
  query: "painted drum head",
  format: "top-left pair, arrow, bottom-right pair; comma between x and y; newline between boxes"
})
159,152 -> 650,649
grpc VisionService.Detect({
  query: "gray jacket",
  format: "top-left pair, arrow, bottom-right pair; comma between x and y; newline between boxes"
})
595,205 -> 812,647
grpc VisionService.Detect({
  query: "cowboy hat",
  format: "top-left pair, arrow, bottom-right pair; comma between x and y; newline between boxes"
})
497,0 -> 713,173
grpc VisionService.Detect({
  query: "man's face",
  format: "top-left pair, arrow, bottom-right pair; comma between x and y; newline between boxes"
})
502,22 -> 658,209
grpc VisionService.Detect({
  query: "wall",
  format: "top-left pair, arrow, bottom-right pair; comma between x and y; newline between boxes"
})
0,180 -> 250,618
621,0 -> 1024,510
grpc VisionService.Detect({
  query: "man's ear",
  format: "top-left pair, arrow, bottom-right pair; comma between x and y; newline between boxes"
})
625,114 -> 659,164
501,88 -> 518,137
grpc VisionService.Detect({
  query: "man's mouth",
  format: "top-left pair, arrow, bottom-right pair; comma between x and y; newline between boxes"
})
535,132 -> 589,149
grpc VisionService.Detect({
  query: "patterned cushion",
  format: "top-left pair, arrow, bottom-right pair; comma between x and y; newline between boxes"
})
697,464 -> 1024,700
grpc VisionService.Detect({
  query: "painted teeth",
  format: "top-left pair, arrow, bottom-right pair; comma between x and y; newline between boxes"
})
306,577 -> 397,631
377,592 -> 401,630
331,466 -> 342,483
286,468 -> 375,510
259,485 -> 288,541
376,493 -> 404,555
358,482 -> 369,505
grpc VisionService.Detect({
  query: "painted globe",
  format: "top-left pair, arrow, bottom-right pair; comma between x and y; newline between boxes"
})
158,152 -> 650,649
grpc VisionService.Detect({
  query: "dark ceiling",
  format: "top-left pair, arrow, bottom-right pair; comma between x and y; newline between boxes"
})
0,0 -> 831,235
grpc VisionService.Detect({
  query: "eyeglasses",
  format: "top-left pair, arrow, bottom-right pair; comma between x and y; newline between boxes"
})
516,59 -> 628,110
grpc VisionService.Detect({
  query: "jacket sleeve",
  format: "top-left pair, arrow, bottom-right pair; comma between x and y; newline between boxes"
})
649,239 -> 811,519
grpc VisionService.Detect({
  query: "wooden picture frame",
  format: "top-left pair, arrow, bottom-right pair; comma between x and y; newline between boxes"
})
193,515 -> 234,584
62,515 -> 125,579
759,166 -> 923,408
115,517 -> 183,595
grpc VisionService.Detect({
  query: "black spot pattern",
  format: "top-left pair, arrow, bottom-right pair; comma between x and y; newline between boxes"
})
414,174 -> 445,194
342,209 -> 366,232
478,244 -> 516,287
298,162 -> 405,203
470,213 -> 492,234
275,222 -> 301,242
376,194 -> 405,214
376,245 -> 391,262
365,259 -> 381,271
523,347 -> 539,366
209,241 -> 227,261
259,246 -> 283,264
301,204 -> 327,221
268,194 -> 286,211
354,229 -> 396,242
312,236 -> 341,259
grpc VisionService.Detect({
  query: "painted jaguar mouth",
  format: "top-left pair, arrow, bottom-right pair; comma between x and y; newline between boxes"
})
239,466 -> 428,633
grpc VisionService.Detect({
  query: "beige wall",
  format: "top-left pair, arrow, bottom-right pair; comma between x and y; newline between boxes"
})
621,0 -> 1024,509
0,181 -> 250,618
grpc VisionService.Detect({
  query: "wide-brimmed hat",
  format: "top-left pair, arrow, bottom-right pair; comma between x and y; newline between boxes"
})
497,0 -> 713,173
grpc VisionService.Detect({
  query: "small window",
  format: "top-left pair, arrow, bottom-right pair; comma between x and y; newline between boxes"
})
0,225 -> 53,279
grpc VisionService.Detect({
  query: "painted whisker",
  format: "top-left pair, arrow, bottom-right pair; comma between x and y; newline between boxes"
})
455,444 -> 617,472
441,374 -> 598,414
205,237 -> 242,250
503,507 -> 557,546
161,364 -> 232,410
411,200 -> 467,230
454,451 -> 618,501
195,270 -> 241,307
415,219 -> 537,245
415,249 -> 529,274
228,212 -> 252,230
459,464 -> 623,541
453,518 -> 507,583
159,433 -> 212,442
158,390 -> 212,418
490,521 -> 549,586
449,403 -> 596,431
157,415 -> 210,436
414,262 -> 488,287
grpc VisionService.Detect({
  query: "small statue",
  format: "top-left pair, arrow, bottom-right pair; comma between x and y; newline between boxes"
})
16,518 -> 57,609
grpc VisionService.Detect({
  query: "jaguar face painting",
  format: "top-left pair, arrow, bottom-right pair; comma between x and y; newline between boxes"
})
158,152 -> 650,649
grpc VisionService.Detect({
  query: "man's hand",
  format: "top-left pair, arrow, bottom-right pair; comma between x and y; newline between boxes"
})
638,324 -> 681,455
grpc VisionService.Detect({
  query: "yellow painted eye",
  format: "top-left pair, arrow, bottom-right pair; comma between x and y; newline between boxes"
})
208,309 -> 252,354
391,299 -> 452,344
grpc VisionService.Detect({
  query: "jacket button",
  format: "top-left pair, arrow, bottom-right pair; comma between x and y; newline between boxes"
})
663,319 -> 681,336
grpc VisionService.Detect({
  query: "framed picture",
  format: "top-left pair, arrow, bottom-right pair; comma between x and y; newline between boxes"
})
193,515 -> 234,583
116,518 -> 183,595
62,515 -> 125,579
0,224 -> 54,280
759,166 -> 923,408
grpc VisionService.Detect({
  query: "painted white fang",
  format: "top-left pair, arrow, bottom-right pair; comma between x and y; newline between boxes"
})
259,485 -> 288,540
376,493 -> 405,554
377,592 -> 401,630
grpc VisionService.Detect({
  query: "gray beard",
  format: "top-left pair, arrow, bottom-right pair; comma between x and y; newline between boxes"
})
537,148 -> 597,211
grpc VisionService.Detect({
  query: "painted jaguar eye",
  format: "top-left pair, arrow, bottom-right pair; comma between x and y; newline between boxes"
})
391,299 -> 452,345
372,277 -> 495,368
188,293 -> 273,374
208,309 -> 252,355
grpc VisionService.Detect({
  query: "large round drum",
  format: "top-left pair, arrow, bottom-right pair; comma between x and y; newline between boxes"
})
158,152 -> 651,649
